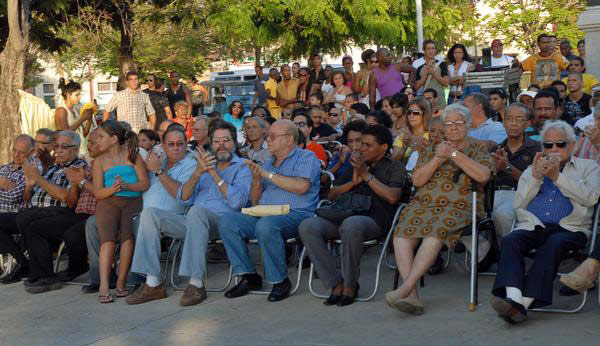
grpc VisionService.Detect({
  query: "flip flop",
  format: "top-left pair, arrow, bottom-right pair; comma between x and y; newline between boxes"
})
115,288 -> 130,298
99,293 -> 114,304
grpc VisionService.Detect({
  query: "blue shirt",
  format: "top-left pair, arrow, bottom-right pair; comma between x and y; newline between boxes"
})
176,154 -> 252,215
223,113 -> 244,132
468,118 -> 507,144
327,152 -> 352,180
259,147 -> 321,214
143,154 -> 196,215
526,176 -> 574,225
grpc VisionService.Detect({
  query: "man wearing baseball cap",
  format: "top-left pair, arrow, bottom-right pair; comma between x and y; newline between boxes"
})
487,39 -> 516,68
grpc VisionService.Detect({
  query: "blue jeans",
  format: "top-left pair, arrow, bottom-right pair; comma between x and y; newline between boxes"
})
218,210 -> 311,284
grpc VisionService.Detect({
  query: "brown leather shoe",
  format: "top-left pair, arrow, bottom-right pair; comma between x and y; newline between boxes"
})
125,283 -> 167,305
180,284 -> 207,306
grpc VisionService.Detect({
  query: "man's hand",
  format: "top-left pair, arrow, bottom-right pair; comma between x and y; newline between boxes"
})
65,167 -> 85,186
193,148 -> 216,176
585,124 -> 600,147
531,152 -> 545,179
338,145 -> 350,164
144,152 -> 162,173
37,147 -> 55,170
244,160 -> 265,180
350,152 -> 369,181
0,177 -> 15,191
539,154 -> 561,181
22,161 -> 40,186
491,148 -> 509,172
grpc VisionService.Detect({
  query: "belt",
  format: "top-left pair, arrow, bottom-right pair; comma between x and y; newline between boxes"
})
495,185 -> 516,191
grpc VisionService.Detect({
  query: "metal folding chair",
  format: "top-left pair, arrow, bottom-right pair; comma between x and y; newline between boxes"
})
308,204 -> 406,302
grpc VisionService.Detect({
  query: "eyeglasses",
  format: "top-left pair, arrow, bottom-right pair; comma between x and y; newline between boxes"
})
212,137 -> 233,144
294,121 -> 307,128
233,104 -> 242,109
282,112 -> 292,116
267,133 -> 291,141
329,112 -> 340,117
542,141 -> 568,149
55,144 -> 76,150
443,120 -> 466,128
407,110 -> 423,117
166,142 -> 186,148
35,140 -> 52,145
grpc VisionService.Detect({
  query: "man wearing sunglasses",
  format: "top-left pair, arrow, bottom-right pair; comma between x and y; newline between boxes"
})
491,120 -> 600,324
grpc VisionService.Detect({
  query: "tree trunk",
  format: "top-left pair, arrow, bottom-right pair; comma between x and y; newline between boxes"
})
254,46 -> 262,66
0,0 -> 30,164
115,4 -> 135,91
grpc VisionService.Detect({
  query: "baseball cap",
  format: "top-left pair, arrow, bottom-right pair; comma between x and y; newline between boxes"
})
517,90 -> 537,102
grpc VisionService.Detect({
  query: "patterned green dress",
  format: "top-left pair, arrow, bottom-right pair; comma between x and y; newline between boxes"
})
394,141 -> 495,249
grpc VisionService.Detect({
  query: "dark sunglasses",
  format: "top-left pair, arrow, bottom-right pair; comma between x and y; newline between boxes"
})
407,110 -> 423,116
329,112 -> 339,117
542,141 -> 568,149
294,121 -> 307,128
147,78 -> 155,82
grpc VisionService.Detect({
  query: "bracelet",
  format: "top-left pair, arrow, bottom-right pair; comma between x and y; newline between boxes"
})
217,179 -> 225,187
78,179 -> 87,190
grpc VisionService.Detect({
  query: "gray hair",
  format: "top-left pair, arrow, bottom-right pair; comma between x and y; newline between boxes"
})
15,134 -> 34,149
507,102 -> 531,120
441,103 -> 472,128
540,120 -> 577,144
35,128 -> 54,138
247,116 -> 268,129
57,130 -> 81,148
194,115 -> 209,127
465,92 -> 492,118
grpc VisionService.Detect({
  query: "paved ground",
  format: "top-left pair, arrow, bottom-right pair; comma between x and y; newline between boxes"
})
1,248 -> 599,346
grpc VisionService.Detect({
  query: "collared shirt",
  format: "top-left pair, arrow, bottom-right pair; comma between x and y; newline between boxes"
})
526,176 -> 573,225
468,118 -> 507,144
105,88 -> 155,133
30,158 -> 87,208
276,79 -> 299,103
241,140 -> 272,165
0,162 -> 26,212
265,78 -> 281,118
143,154 -> 196,215
514,156 -> 600,237
489,136 -> 540,188
574,136 -> 600,164
176,154 -> 252,215
259,147 -> 321,214
75,165 -> 96,215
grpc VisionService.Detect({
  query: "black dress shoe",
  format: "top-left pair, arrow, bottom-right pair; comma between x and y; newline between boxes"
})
337,283 -> 359,307
490,296 -> 527,324
225,274 -> 263,298
57,266 -> 89,282
268,278 -> 292,302
0,264 -> 27,284
324,292 -> 342,306
25,277 -> 62,294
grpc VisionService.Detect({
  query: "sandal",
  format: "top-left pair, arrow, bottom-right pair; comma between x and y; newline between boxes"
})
560,272 -> 597,294
115,288 -> 130,298
99,293 -> 114,304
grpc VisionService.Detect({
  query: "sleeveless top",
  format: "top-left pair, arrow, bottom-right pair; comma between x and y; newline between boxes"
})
103,165 -> 141,197
448,62 -> 471,93
373,65 -> 405,98
167,83 -> 186,109
57,105 -> 89,156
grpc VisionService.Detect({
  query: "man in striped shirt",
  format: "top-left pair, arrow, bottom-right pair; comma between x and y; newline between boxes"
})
219,120 -> 321,302
0,135 -> 35,284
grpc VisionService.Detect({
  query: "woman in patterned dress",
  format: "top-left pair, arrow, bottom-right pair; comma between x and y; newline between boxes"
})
385,103 -> 494,315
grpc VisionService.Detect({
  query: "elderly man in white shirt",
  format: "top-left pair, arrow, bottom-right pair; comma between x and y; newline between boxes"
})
490,120 -> 600,324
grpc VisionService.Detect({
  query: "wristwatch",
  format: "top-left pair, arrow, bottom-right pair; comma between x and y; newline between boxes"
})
365,174 -> 375,184
451,150 -> 458,158
217,179 -> 225,187
155,168 -> 165,177
78,179 -> 87,190
268,172 -> 275,180
505,165 -> 512,173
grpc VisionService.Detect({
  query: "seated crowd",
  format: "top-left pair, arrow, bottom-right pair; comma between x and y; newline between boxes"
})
2,34 -> 600,325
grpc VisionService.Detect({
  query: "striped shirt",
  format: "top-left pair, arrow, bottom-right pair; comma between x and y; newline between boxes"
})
0,163 -> 27,212
74,165 -> 96,215
574,136 -> 600,164
104,88 -> 155,133
259,147 -> 321,214
30,158 -> 87,208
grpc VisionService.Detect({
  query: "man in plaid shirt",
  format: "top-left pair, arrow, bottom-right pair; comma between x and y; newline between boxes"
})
102,70 -> 156,134
0,135 -> 35,284
14,130 -> 87,292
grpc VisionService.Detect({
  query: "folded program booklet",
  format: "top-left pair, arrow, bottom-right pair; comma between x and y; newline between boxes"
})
241,205 -> 290,216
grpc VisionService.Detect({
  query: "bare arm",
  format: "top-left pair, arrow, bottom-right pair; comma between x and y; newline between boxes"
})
411,156 -> 445,187
451,151 -> 491,184
398,63 -> 416,86
124,155 -> 150,192
92,159 -> 118,200
184,86 -> 193,115
164,106 -> 173,120
149,113 -> 157,131
328,181 -> 356,200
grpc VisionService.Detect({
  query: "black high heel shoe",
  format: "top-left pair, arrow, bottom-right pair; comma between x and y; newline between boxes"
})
337,283 -> 360,307
324,291 -> 342,306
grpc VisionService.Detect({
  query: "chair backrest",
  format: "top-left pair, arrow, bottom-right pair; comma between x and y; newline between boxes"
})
399,173 -> 415,205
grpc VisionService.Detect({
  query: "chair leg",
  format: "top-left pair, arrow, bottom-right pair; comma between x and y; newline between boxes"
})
162,239 -> 177,283
290,246 -> 306,295
308,261 -> 329,299
205,264 -> 233,292
532,291 -> 588,314
54,241 -> 66,273
170,240 -> 184,291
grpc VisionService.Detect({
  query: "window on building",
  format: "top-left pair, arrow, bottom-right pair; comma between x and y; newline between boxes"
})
43,84 -> 55,94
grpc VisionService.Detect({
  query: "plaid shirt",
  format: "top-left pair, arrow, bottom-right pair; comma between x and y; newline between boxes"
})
0,162 -> 26,212
105,88 -> 155,133
30,158 -> 87,208
75,165 -> 96,215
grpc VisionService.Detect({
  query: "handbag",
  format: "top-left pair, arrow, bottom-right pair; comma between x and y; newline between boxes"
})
315,191 -> 372,225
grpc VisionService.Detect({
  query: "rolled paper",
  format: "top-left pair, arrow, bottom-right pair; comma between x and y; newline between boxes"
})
241,204 -> 290,216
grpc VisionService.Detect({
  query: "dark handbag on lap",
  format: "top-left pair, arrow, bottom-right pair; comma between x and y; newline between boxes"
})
315,192 -> 372,225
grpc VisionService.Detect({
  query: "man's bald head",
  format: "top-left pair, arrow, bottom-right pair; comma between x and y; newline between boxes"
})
273,119 -> 298,142
15,134 -> 34,149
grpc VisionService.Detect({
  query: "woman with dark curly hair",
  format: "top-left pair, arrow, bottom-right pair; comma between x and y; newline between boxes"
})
447,43 -> 475,104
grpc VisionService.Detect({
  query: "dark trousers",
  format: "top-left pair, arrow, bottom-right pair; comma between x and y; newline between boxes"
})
0,212 -> 27,267
17,207 -> 89,280
492,226 -> 587,308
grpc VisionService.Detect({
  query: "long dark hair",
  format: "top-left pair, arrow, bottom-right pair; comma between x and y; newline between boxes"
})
447,43 -> 472,64
60,80 -> 82,99
99,120 -> 139,163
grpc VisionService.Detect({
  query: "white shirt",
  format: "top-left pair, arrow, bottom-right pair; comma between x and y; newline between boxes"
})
575,110 -> 595,131
412,57 -> 425,69
448,62 -> 472,92
480,55 -> 515,67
